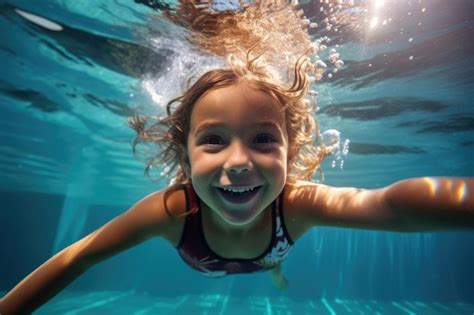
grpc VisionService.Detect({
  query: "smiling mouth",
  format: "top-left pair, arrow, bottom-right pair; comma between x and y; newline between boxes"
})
217,186 -> 262,204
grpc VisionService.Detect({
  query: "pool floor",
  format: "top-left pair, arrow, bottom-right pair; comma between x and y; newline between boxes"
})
8,291 -> 470,314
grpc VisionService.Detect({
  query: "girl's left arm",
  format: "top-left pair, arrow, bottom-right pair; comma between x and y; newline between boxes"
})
287,177 -> 474,232
382,177 -> 474,230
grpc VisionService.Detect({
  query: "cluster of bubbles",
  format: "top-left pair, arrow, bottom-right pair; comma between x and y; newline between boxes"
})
300,0 -> 350,83
141,35 -> 224,112
298,1 -> 351,168
319,129 -> 350,169
307,44 -> 345,82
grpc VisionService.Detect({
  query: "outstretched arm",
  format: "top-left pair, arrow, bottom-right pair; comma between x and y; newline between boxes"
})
382,177 -> 473,230
287,177 -> 474,232
0,188 -> 182,314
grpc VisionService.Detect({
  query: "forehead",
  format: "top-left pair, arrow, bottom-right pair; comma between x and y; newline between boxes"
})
190,82 -> 286,132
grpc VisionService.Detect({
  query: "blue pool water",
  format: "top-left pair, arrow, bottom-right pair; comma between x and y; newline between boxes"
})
1,0 -> 473,314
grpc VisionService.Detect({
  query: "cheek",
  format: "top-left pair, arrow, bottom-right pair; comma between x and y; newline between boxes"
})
188,150 -> 217,178
257,149 -> 288,176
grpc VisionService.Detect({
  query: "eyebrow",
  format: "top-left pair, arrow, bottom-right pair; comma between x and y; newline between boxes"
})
194,121 -> 283,135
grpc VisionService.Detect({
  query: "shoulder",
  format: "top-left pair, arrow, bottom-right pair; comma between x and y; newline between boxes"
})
282,180 -> 328,210
283,180 -> 366,210
135,183 -> 191,216
130,183 -> 191,244
280,181 -> 326,240
281,180 -> 366,239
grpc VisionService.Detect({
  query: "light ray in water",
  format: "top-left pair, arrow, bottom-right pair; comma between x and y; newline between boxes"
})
52,194 -> 89,255
373,0 -> 385,10
322,298 -> 337,315
369,16 -> 379,29
52,148 -> 95,254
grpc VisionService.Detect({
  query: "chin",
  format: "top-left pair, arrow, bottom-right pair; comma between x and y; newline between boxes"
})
219,210 -> 263,226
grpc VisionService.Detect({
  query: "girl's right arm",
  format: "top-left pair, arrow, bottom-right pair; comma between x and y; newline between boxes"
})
0,187 -> 185,314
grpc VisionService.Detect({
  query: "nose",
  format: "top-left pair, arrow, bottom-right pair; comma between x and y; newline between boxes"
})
223,140 -> 253,174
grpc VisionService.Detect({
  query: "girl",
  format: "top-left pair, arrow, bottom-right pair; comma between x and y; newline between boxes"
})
1,49 -> 473,315
1,1 -> 473,314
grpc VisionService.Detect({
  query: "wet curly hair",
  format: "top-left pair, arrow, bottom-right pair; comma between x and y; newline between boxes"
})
129,0 -> 330,183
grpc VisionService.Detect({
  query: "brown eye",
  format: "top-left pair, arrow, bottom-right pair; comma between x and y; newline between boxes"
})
254,133 -> 276,144
201,135 -> 224,145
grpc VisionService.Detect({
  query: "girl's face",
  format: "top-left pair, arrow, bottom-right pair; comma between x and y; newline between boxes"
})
186,82 -> 289,228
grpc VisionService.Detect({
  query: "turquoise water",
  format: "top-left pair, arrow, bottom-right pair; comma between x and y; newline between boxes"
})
1,0 -> 473,314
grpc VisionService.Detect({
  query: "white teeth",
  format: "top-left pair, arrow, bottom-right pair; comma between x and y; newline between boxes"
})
222,186 -> 257,193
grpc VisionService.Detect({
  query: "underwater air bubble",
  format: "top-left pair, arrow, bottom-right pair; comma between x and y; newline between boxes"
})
321,129 -> 340,148
310,43 -> 319,54
335,60 -> 344,69
328,53 -> 340,64
320,129 -> 350,169
315,59 -> 328,70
